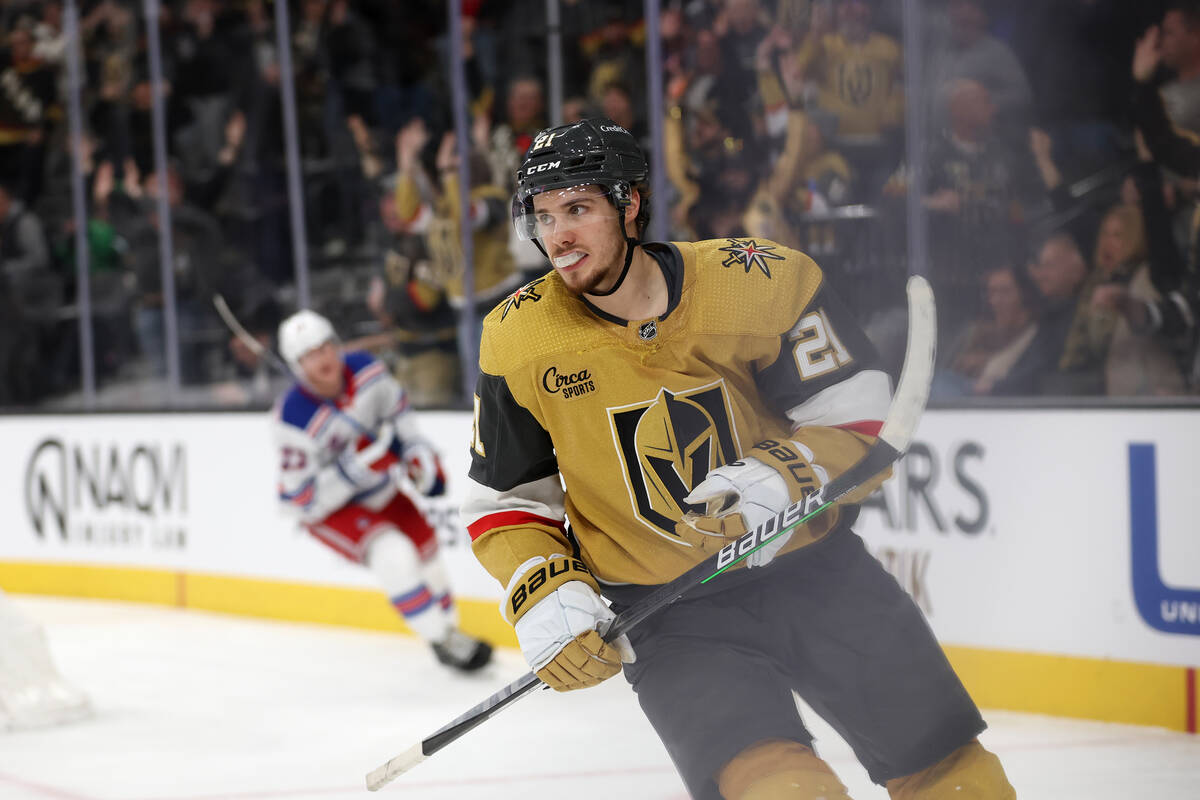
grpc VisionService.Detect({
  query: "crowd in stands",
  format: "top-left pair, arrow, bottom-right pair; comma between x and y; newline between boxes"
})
0,0 -> 1197,410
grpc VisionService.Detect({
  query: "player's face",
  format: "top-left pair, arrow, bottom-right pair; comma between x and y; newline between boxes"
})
298,341 -> 343,398
531,185 -> 630,295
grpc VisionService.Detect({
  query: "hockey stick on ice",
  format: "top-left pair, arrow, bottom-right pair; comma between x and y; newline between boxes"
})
365,274 -> 937,791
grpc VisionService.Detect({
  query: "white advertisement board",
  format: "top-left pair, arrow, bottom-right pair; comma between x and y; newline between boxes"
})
2,409 -> 1199,667
1,412 -> 498,598
854,410 -> 1200,667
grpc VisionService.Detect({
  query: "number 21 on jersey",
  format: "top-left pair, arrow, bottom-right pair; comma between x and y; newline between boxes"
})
790,308 -> 852,380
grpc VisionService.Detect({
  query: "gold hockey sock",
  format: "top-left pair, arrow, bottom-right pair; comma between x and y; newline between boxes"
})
718,739 -> 855,799
886,740 -> 1015,800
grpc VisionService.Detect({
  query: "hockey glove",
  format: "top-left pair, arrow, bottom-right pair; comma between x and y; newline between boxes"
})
401,441 -> 446,497
504,555 -> 635,692
675,439 -> 830,568
335,421 -> 398,492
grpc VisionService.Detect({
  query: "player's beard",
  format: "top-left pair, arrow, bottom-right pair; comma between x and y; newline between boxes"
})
562,238 -> 628,296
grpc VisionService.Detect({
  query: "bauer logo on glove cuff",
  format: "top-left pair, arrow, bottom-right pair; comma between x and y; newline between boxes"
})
715,488 -> 825,571
509,557 -> 591,619
753,439 -> 820,488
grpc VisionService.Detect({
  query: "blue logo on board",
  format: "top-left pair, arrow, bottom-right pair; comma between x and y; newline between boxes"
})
1129,443 -> 1200,636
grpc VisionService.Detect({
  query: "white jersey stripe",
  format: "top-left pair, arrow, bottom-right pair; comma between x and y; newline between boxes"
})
460,474 -> 566,530
785,369 -> 892,430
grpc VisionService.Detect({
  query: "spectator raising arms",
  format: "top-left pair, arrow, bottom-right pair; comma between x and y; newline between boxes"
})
1058,202 -> 1186,396
791,0 -> 904,140
1158,1 -> 1200,131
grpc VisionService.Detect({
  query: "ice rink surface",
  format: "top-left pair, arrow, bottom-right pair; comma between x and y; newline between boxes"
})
2,596 -> 1198,800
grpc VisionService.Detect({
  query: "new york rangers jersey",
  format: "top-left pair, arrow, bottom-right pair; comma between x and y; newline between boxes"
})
273,351 -> 423,523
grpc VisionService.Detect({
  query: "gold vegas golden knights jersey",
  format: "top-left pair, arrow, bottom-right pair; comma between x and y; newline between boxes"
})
793,33 -> 904,137
462,238 -> 894,594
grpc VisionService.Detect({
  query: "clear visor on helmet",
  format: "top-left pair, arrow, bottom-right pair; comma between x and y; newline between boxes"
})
512,184 -> 623,241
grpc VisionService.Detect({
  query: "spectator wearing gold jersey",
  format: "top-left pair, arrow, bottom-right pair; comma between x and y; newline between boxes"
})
663,78 -> 761,241
790,0 -> 904,141
390,117 -> 523,319
362,132 -> 459,409
747,21 -> 854,248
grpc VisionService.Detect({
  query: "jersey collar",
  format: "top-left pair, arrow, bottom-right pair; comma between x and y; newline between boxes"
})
579,241 -> 685,326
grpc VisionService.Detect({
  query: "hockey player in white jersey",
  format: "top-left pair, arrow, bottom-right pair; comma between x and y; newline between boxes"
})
273,310 -> 491,672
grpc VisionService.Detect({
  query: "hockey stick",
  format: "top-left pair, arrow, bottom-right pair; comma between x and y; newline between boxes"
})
365,274 -> 937,791
213,295 -> 441,496
212,294 -> 380,442
213,294 -> 294,378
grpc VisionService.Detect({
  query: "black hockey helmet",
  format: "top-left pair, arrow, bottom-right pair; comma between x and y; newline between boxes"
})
512,117 -> 647,242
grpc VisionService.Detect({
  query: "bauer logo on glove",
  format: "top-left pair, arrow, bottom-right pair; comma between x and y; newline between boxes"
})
507,556 -> 591,619
503,555 -> 635,692
674,439 -> 832,568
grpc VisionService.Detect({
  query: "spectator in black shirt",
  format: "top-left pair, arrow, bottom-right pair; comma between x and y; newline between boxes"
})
0,18 -> 57,204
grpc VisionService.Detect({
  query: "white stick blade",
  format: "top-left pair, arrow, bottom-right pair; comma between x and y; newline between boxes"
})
877,274 -> 936,452
365,743 -> 427,791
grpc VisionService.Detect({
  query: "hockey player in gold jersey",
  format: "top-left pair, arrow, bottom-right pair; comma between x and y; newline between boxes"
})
462,119 -> 1014,799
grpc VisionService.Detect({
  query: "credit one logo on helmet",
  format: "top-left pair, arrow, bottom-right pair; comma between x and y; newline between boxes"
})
24,438 -> 189,550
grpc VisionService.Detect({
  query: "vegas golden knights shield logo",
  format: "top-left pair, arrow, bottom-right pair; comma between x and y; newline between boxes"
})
608,381 -> 741,536
837,61 -> 875,108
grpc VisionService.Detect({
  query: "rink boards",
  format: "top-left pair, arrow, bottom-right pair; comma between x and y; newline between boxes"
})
1,408 -> 1197,732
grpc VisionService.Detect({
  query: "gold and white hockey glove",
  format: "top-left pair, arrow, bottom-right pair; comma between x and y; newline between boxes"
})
675,439 -> 830,568
504,555 -> 635,692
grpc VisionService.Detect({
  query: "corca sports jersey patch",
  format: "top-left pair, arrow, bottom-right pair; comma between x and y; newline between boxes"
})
541,365 -> 596,399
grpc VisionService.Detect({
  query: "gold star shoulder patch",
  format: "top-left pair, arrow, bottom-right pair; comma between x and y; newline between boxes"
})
718,238 -> 786,278
500,277 -> 546,321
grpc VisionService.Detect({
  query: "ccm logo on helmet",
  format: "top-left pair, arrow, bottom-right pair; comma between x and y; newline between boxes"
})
523,160 -> 561,177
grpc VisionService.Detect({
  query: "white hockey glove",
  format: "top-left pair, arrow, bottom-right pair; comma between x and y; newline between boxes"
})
335,421 -> 397,491
401,441 -> 445,497
504,555 -> 635,692
675,439 -> 829,568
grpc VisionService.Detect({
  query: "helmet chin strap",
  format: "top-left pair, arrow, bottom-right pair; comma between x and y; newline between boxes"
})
585,234 -> 639,298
